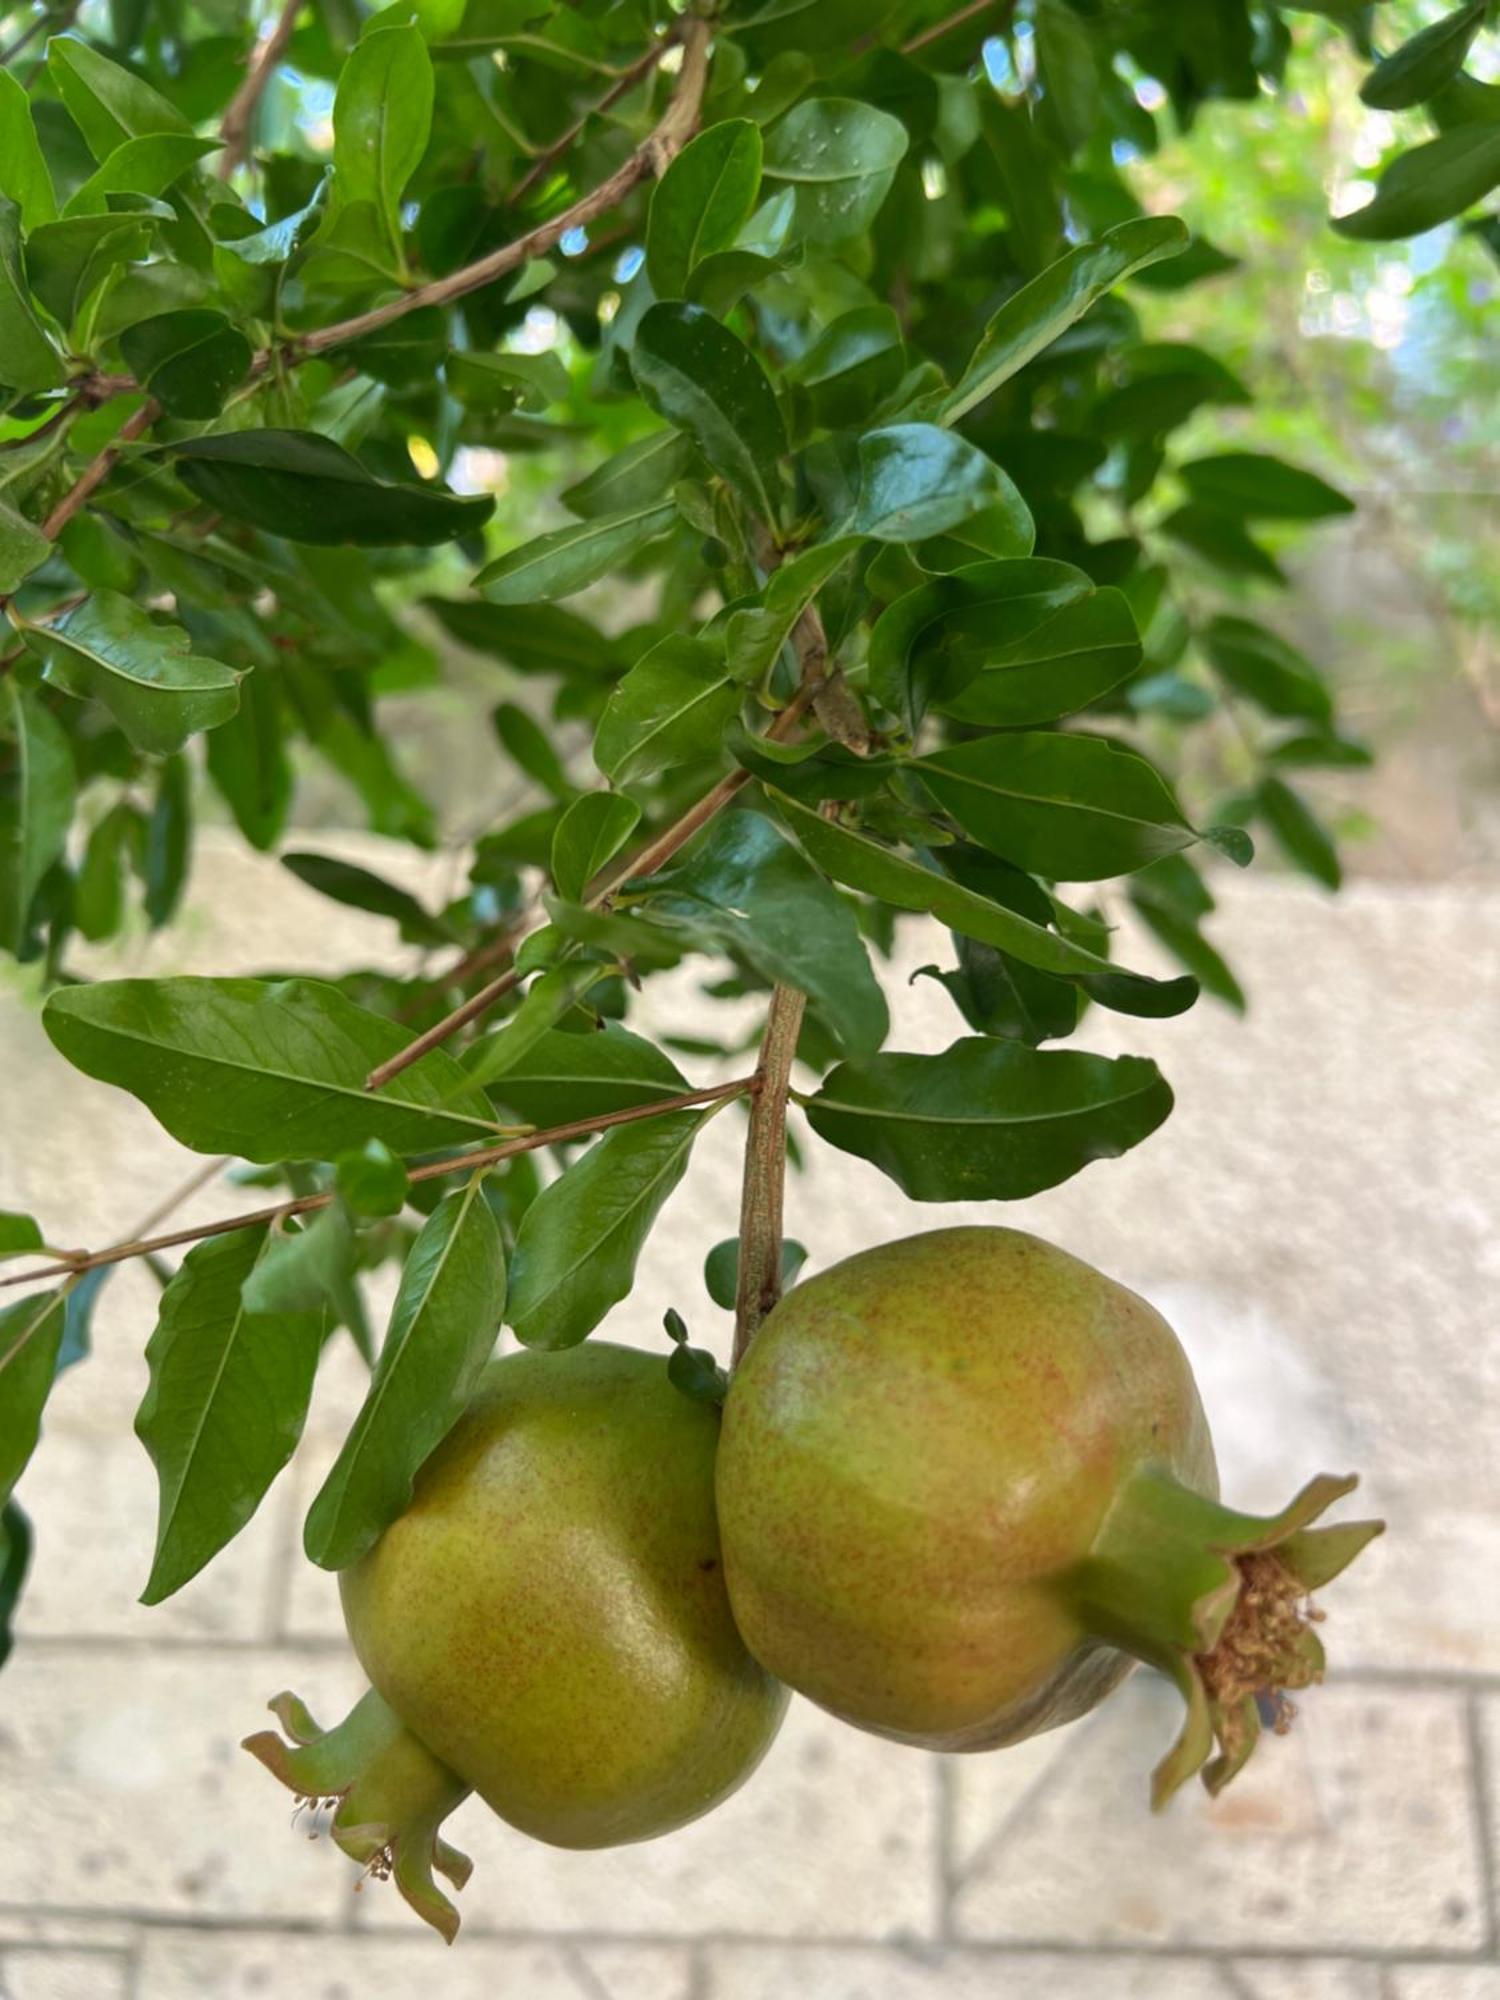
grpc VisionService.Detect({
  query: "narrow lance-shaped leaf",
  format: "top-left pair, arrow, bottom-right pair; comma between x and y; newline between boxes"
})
43,976 -> 501,1161
483,1024 -> 688,1129
594,634 -> 742,787
633,303 -> 788,525
0,71 -> 56,229
940,217 -> 1189,425
304,1181 -> 506,1571
770,788 -> 1196,1014
1332,124 -> 1500,242
1360,1 -> 1487,110
0,681 -> 76,957
506,1109 -> 712,1349
805,1039 -> 1174,1201
551,792 -> 640,904
1178,453 -> 1354,522
0,1498 -> 31,1670
460,961 -> 619,1094
332,21 -> 434,255
22,590 -> 242,757
478,502 -> 676,604
0,1290 -> 67,1504
0,199 -> 65,392
48,32 -> 188,159
135,1227 -> 324,1603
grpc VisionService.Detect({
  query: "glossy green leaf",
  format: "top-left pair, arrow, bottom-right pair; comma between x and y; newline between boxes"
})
0,1289 -> 66,1504
789,305 -> 905,428
1179,453 -> 1355,522
0,498 -> 50,595
337,1140 -> 410,1218
120,310 -> 251,420
1361,2 -> 1486,109
770,787 -> 1193,1009
724,540 -> 862,686
551,791 -> 640,903
639,809 -> 889,1058
633,302 -> 787,522
1333,123 -> 1500,240
447,348 -> 571,413
941,589 -> 1143,726
0,681 -> 75,956
561,431 -> 695,520
43,976 -> 501,1161
305,1180 -> 505,1570
0,71 -> 57,230
506,1109 -> 711,1349
1129,855 -> 1246,1013
332,21 -> 433,254
143,751 -> 191,929
0,200 -> 65,392
1160,505 -> 1286,583
48,32 -> 190,161
847,425 -> 1030,545
0,1213 -> 43,1258
461,962 -> 617,1093
1258,775 -> 1342,889
24,212 -> 151,330
23,590 -> 241,756
64,133 -> 219,216
174,432 -> 494,549
647,118 -> 763,298
282,850 -> 454,948
805,1039 -> 1173,1200
594,633 -> 741,787
136,1226 -> 323,1603
484,1023 -> 688,1128
704,1236 -> 806,1312
762,97 -> 909,243
477,501 -> 676,603
914,731 -> 1196,881
1200,616 -> 1334,725
493,703 -> 572,798
940,218 -> 1189,424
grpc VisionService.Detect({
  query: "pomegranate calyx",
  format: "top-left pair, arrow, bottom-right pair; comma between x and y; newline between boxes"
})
243,1684 -> 472,1942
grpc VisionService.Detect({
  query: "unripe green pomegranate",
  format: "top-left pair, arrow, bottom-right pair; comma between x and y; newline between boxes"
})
716,1227 -> 1380,1802
246,1343 -> 787,1939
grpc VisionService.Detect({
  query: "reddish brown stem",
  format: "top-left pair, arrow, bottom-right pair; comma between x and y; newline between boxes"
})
0,1076 -> 754,1292
508,29 -> 678,208
731,980 -> 806,1365
40,400 -> 158,543
902,0 -> 1010,55
217,0 -> 303,178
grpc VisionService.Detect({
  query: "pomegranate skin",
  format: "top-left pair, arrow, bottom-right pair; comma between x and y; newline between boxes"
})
340,1341 -> 787,1850
717,1227 -> 1219,1750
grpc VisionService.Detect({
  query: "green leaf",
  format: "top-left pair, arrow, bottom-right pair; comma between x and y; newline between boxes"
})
281,850 -> 454,948
1257,775 -> 1342,889
1333,123 -> 1500,240
1129,857 -> 1246,1013
940,590 -> 1143,727
1160,505 -> 1286,584
846,425 -> 1030,546
23,590 -> 241,757
143,751 -> 191,929
241,1205 -> 356,1318
0,71 -> 57,230
704,1235 -> 806,1312
805,1039 -> 1173,1200
788,306 -> 905,429
0,681 -> 76,957
506,1108 -> 710,1349
135,1227 -> 323,1603
205,669 -> 292,853
460,962 -> 617,1093
724,540 -> 861,687
0,1497 -> 31,1670
0,200 -> 65,392
43,976 -> 501,1162
447,347 -> 571,413
914,731 -> 1196,881
870,557 -> 1095,728
1179,453 -> 1355,522
336,1140 -> 410,1219
332,21 -> 434,255
120,310 -> 251,420
493,703 -> 572,798
1035,0 -> 1100,151
48,32 -> 190,162
174,432 -> 494,549
1200,616 -> 1334,726
770,787 -> 1193,1008
633,302 -> 787,524
476,500 -> 676,602
74,802 -> 135,941
940,217 -> 1189,424
561,430 -> 695,520
762,97 -> 909,243
646,118 -> 763,299
919,846 -> 1080,1045
551,791 -> 640,903
1361,2 -> 1486,109
640,809 -> 889,1059
304,1180 -> 505,1570
25,212 -> 152,331
483,1023 -> 688,1129
0,498 -> 50,596
0,1213 -> 43,1258
0,1290 -> 66,1504
64,133 -> 220,216
594,633 -> 741,787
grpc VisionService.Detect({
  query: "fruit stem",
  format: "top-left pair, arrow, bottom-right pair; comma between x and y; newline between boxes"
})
733,982 -> 807,1365
1067,1465 -> 1383,1807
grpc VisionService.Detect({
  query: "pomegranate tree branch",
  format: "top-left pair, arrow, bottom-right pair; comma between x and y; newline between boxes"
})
39,399 -> 158,544
218,0 -> 303,179
362,674 -> 823,1095
0,1075 -> 754,1292
508,27 -> 679,208
731,980 -> 806,1366
901,0 -> 1012,55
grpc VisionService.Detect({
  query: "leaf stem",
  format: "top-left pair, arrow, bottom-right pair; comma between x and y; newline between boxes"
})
731,980 -> 805,1366
217,0 -> 303,180
0,1077 -> 754,1292
901,0 -> 1014,56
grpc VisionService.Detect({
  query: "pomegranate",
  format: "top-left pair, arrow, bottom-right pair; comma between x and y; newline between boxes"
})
715,1227 -> 1380,1801
246,1343 -> 787,1938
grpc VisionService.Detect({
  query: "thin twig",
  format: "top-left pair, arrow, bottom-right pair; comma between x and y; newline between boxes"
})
901,0 -> 1009,55
508,27 -> 678,208
731,980 -> 806,1366
218,0 -> 303,179
40,400 -> 157,544
0,1077 -> 754,1291
361,675 -> 822,1094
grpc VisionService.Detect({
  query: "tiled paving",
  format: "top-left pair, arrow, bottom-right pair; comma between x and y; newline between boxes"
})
1,837 -> 1495,1999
